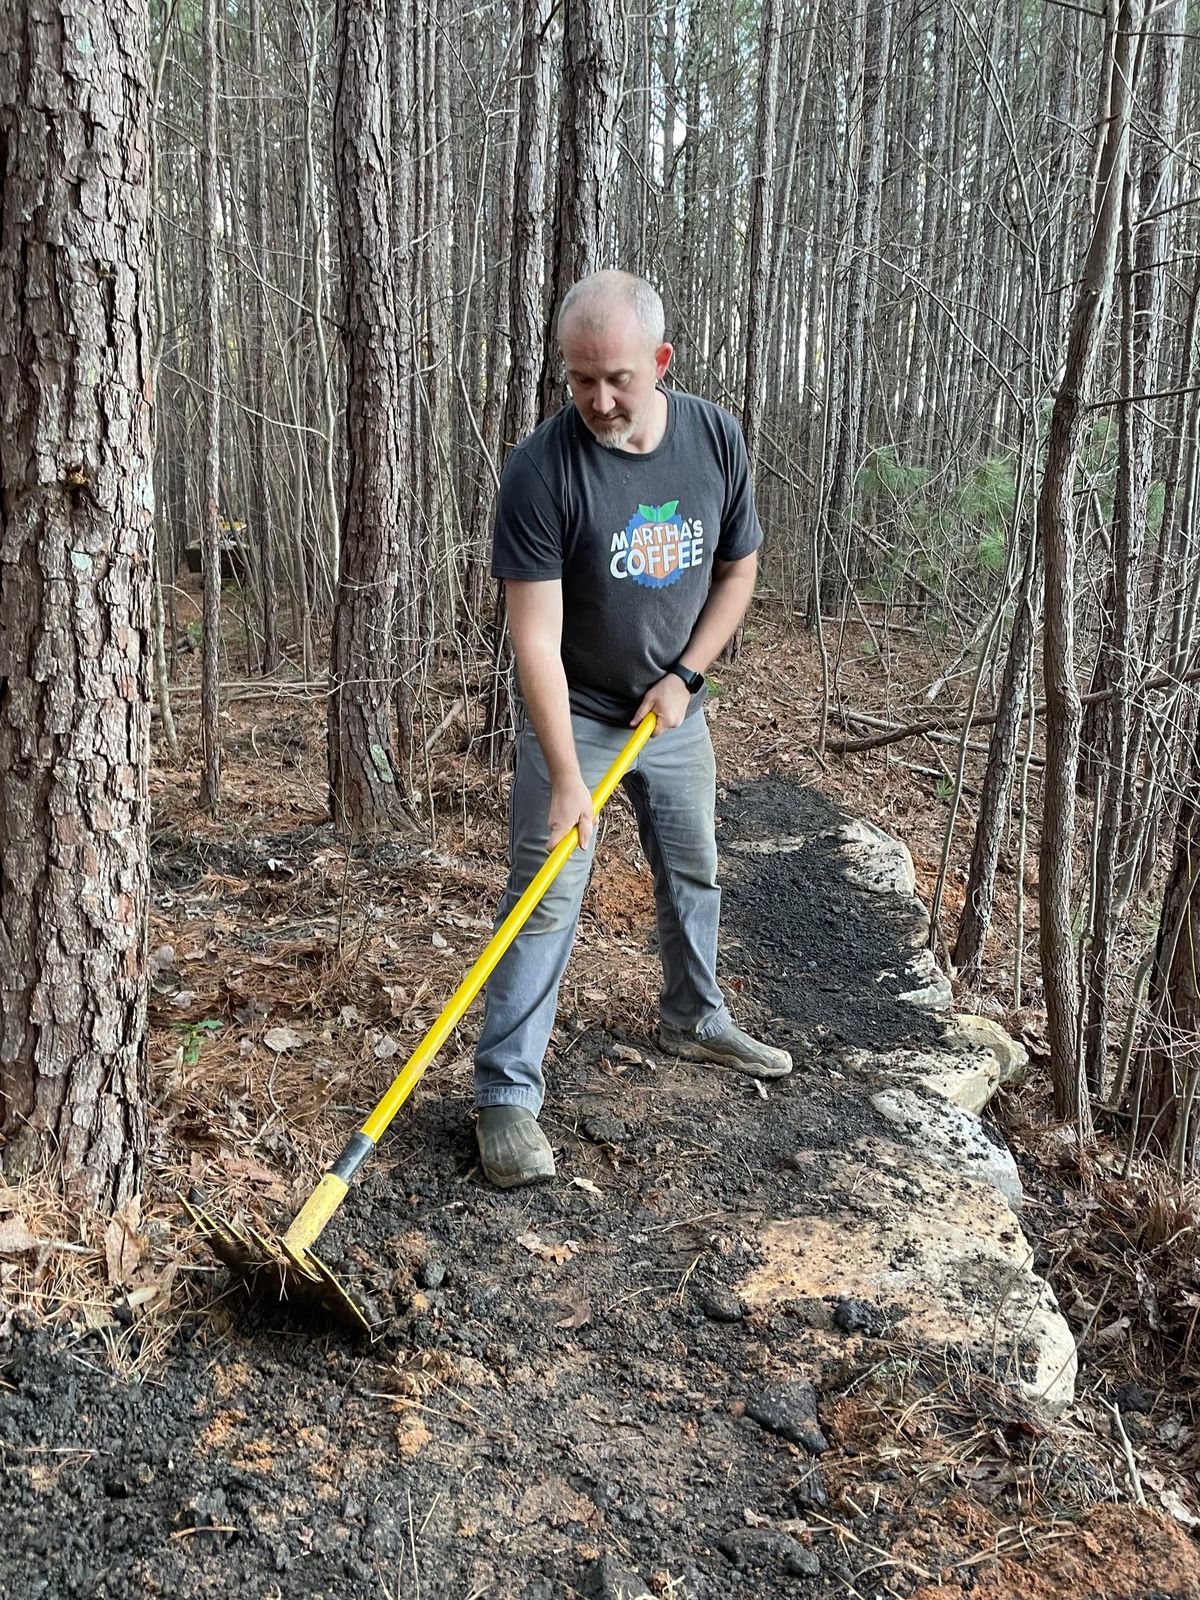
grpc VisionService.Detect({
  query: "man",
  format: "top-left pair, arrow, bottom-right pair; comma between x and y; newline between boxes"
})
475,270 -> 791,1188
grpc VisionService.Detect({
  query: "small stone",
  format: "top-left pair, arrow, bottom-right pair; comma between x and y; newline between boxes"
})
719,1528 -> 820,1578
418,1259 -> 446,1290
745,1380 -> 828,1455
584,1553 -> 651,1599
698,1288 -> 745,1322
790,1461 -> 829,1508
833,1298 -> 880,1334
783,1295 -> 834,1330
582,1113 -> 627,1145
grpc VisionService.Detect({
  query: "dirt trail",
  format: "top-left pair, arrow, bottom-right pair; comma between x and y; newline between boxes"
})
1,775 -> 1192,1599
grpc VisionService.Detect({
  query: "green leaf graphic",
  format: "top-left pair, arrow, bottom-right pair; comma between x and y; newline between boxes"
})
637,499 -> 680,523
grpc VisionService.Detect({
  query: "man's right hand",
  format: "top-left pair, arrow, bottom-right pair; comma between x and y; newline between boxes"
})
547,771 -> 595,851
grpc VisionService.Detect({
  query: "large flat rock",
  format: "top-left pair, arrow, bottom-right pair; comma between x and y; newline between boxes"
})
870,1084 -> 1024,1209
844,1013 -> 1026,1115
740,1148 -> 1076,1420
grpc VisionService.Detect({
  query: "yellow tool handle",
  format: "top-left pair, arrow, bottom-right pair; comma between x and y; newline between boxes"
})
284,711 -> 657,1255
363,710 -> 656,1140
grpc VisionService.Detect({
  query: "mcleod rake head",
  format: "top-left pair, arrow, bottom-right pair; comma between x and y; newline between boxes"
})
182,1188 -> 378,1333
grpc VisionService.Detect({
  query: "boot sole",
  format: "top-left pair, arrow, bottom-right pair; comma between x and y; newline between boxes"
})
479,1156 -> 557,1190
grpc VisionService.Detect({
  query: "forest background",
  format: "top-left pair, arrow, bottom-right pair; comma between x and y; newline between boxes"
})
3,0 -> 1200,1530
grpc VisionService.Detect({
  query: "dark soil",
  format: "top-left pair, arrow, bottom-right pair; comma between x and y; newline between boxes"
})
717,779 -> 943,1056
0,779 -> 1142,1599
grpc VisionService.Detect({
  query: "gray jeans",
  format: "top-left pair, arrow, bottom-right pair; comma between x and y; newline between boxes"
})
474,709 -> 732,1112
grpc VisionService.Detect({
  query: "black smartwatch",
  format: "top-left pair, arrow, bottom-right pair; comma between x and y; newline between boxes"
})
667,662 -> 705,694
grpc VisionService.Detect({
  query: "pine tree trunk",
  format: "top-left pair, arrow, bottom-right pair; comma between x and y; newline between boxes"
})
741,0 -> 781,475
539,0 -> 618,411
0,0 -> 153,1206
485,0 -> 552,749
197,0 -> 223,812
328,0 -> 408,835
1138,698 -> 1200,1169
387,0 -> 417,772
812,0 -> 892,614
1038,0 -> 1141,1126
248,0 -> 280,674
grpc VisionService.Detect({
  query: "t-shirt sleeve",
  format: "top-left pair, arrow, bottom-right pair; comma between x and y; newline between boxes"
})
716,415 -> 764,562
490,447 -> 564,580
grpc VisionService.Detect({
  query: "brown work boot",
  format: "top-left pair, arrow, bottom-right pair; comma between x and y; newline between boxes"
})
658,1021 -> 793,1080
475,1105 -> 556,1188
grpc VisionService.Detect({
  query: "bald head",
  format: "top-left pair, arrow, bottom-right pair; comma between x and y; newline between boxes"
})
557,271 -> 665,352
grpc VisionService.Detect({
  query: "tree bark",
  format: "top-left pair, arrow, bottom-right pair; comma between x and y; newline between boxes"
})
328,0 -> 408,835
741,0 -> 782,476
539,0 -> 618,413
1038,0 -> 1141,1127
486,0 -> 553,749
1138,697 -> 1200,1169
248,0 -> 280,674
0,0 -> 153,1206
197,0 -> 222,813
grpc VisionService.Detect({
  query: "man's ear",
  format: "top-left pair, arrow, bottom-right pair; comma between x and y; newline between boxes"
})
654,341 -> 674,380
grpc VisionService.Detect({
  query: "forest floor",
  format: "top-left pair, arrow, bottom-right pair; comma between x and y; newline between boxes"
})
2,603 -> 1200,1598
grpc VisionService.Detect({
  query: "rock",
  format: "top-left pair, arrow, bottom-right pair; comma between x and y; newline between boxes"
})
836,819 -> 916,897
582,1113 -> 627,1145
848,1011 -> 1028,1116
418,1259 -> 446,1290
790,1461 -> 829,1508
951,1013 -> 1030,1087
745,1380 -> 828,1455
832,1297 -> 881,1334
870,1085 -> 1024,1209
737,1150 -> 1077,1420
897,947 -> 954,1009
583,1554 -> 651,1600
730,835 -> 811,856
719,1528 -> 820,1578
698,1288 -> 745,1322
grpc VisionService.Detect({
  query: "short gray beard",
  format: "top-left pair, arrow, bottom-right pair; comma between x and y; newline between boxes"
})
589,419 -> 635,449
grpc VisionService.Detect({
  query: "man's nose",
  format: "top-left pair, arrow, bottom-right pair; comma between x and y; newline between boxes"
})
592,384 -> 613,414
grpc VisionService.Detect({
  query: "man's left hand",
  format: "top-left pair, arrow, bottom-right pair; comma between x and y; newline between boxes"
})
631,673 -> 693,736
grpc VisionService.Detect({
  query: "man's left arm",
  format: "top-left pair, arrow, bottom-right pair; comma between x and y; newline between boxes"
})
630,550 -> 757,732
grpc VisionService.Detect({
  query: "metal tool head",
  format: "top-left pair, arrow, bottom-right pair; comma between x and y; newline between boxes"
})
182,1189 -> 379,1333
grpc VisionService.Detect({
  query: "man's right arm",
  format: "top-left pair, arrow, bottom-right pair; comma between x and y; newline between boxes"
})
506,579 -> 595,849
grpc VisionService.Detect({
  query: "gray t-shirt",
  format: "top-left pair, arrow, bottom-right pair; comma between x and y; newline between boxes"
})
491,389 -> 763,724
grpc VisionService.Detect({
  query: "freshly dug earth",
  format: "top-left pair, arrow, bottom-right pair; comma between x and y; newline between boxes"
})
0,775 -> 1187,1599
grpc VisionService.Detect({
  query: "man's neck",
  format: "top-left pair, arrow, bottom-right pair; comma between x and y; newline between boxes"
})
624,388 -> 669,454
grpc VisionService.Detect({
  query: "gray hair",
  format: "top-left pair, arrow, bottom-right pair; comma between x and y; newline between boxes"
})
557,270 -> 666,348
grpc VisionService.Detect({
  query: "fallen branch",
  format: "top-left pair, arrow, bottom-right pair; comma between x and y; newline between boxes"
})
826,664 -> 1200,755
834,709 -> 1046,769
423,695 -> 465,754
162,678 -> 330,703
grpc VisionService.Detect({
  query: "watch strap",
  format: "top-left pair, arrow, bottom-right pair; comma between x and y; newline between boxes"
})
667,663 -> 704,694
